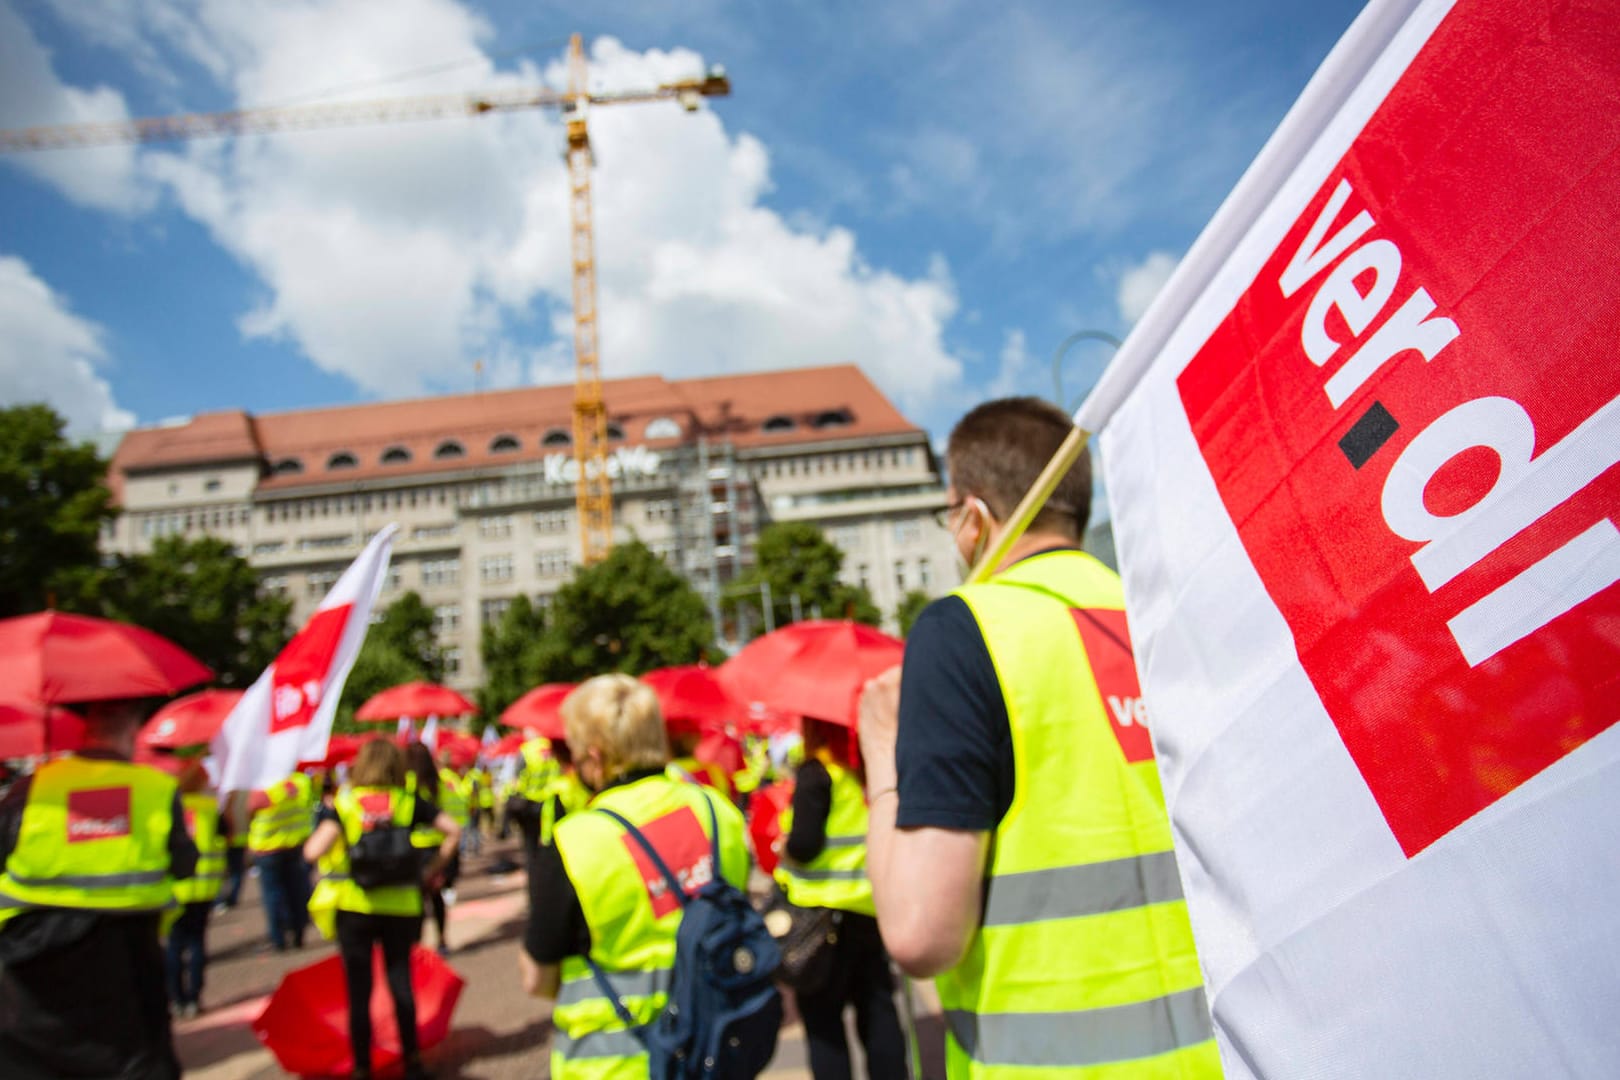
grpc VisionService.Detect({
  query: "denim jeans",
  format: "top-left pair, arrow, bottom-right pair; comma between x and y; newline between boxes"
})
254,847 -> 311,948
165,902 -> 211,1007
221,844 -> 247,907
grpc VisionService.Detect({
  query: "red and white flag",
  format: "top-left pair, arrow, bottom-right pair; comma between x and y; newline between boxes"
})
419,714 -> 439,750
1083,0 -> 1620,1075
213,525 -> 399,792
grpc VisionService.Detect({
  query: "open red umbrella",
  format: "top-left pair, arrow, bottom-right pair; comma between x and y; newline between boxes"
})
355,682 -> 477,722
0,611 -> 212,705
305,733 -> 370,770
487,730 -> 527,758
720,620 -> 904,727
0,696 -> 86,758
139,689 -> 243,750
641,665 -> 743,735
253,945 -> 464,1078
499,683 -> 575,741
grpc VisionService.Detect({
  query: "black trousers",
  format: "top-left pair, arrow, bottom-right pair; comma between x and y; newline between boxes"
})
795,911 -> 908,1080
334,910 -> 421,1077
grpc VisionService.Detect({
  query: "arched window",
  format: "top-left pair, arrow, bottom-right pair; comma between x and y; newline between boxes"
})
271,457 -> 304,476
489,434 -> 522,454
644,416 -> 682,440
380,445 -> 412,465
811,408 -> 853,429
761,414 -> 797,434
434,440 -> 466,460
541,428 -> 573,448
326,451 -> 359,470
605,421 -> 626,441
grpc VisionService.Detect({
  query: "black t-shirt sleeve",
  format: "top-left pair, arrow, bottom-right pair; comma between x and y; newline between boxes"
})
894,595 -> 1013,832
315,803 -> 339,827
783,759 -> 831,864
524,838 -> 591,965
167,792 -> 199,880
412,796 -> 440,830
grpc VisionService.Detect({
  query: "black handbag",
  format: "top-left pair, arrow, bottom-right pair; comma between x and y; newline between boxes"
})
758,883 -> 842,994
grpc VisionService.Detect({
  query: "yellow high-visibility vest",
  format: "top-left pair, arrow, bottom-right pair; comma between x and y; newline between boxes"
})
550,774 -> 750,1080
247,771 -> 314,853
0,757 -> 177,928
939,550 -> 1222,1079
306,785 -> 422,929
173,791 -> 226,905
774,756 -> 873,916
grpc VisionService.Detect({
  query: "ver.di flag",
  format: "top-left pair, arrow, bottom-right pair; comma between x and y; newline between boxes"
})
1079,0 -> 1620,1075
213,525 -> 399,792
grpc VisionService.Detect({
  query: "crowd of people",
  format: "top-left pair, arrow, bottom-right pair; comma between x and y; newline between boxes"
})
0,396 -> 1223,1080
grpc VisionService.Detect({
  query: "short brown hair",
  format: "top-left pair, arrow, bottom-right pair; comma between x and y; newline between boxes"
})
946,397 -> 1091,538
352,738 -> 406,788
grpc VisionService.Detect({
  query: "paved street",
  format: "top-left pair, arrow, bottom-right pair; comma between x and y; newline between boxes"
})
177,837 -> 944,1079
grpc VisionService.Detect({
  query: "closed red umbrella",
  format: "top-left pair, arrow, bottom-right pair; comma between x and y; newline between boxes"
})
355,682 -> 477,722
720,620 -> 903,727
253,945 -> 464,1078
748,780 -> 795,877
641,665 -> 743,736
499,683 -> 576,741
0,611 -> 212,705
0,697 -> 86,758
139,689 -> 243,750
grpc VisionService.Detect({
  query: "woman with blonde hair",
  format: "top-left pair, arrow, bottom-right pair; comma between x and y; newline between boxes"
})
517,674 -> 758,1079
305,739 -> 460,1080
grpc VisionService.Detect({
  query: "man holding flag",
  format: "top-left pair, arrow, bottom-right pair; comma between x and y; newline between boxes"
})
860,397 -> 1222,1078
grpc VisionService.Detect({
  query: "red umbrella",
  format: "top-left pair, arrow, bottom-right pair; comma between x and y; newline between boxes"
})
305,733 -> 370,770
0,697 -> 86,758
139,689 -> 243,750
720,620 -> 904,727
748,780 -> 795,877
253,945 -> 464,1078
740,701 -> 798,737
0,611 -> 212,705
487,730 -> 527,758
355,682 -> 477,722
499,683 -> 575,741
641,665 -> 743,736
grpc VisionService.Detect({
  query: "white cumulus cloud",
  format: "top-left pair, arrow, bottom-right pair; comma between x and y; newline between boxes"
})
21,0 -> 965,412
0,255 -> 136,434
1116,250 -> 1178,324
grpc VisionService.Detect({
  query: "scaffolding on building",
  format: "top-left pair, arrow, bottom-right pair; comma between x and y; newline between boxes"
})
670,439 -> 758,650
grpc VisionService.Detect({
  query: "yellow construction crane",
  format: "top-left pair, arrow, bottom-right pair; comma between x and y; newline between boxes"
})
0,33 -> 730,564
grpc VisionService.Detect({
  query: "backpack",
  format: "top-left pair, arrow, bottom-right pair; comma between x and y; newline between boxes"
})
589,791 -> 783,1080
342,789 -> 421,890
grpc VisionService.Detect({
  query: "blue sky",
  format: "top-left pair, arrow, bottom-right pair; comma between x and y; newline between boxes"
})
0,0 -> 1366,442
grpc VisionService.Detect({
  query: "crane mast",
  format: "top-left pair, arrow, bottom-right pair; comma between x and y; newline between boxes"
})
563,33 -> 613,565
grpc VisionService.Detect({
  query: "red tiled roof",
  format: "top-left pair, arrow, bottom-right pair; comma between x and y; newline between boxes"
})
110,364 -> 920,494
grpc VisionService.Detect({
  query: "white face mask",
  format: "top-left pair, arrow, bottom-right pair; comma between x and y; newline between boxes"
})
950,496 -> 993,581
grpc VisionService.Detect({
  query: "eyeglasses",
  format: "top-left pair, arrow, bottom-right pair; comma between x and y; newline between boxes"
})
932,500 -> 967,530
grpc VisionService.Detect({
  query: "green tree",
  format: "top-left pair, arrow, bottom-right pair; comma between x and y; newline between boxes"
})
0,404 -> 118,616
479,593 -> 549,719
895,589 -> 933,638
730,521 -> 880,636
98,535 -> 293,687
531,540 -> 714,682
334,591 -> 446,731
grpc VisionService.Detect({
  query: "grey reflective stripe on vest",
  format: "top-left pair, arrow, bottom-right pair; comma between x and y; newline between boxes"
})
5,868 -> 169,889
944,986 -> 1214,1068
821,835 -> 864,849
556,967 -> 672,1008
320,872 -> 350,884
782,866 -> 867,882
554,1025 -> 649,1060
981,849 -> 1184,928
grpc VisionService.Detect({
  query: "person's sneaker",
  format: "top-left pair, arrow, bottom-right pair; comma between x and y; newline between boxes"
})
442,888 -> 457,906
181,1002 -> 200,1020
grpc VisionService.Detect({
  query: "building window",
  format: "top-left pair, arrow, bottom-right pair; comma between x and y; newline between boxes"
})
541,428 -> 572,448
892,520 -> 922,547
858,564 -> 871,591
260,574 -> 289,597
894,560 -> 906,591
381,445 -> 412,465
480,597 -> 512,626
479,514 -> 514,540
644,417 -> 682,440
326,451 -> 359,470
643,499 -> 676,523
434,440 -> 466,460
489,434 -> 522,453
606,421 -> 626,441
812,409 -> 853,429
536,549 -> 572,578
433,604 -> 461,635
918,557 -> 932,591
306,570 -> 340,599
761,415 -> 796,434
533,508 -> 570,534
384,566 -> 402,592
443,647 -> 461,676
204,478 -> 222,493
412,523 -> 457,541
480,554 -> 514,583
421,557 -> 460,587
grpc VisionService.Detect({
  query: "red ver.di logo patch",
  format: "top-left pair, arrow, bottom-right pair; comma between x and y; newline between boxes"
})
622,805 -> 714,919
1071,607 -> 1154,764
270,604 -> 353,734
67,787 -> 132,843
